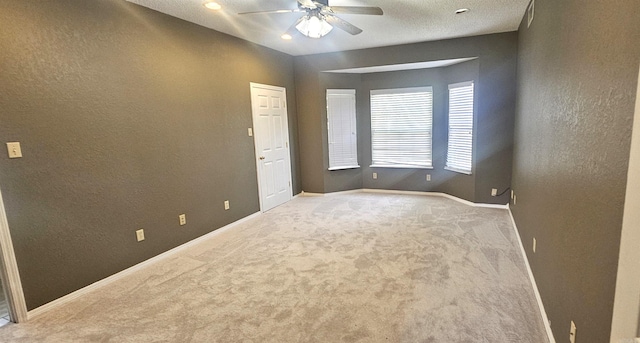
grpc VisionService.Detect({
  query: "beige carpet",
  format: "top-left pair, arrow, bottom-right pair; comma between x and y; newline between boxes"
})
0,192 -> 548,342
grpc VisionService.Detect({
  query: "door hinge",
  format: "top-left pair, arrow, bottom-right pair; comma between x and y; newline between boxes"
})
286,142 -> 288,148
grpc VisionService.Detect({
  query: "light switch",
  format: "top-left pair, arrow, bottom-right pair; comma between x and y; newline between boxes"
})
248,128 -> 253,137
136,229 -> 145,242
6,142 -> 22,158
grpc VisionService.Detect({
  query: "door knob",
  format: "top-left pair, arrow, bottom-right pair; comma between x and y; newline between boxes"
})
259,156 -> 265,160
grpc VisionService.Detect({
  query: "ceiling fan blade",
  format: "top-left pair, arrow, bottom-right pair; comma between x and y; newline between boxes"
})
238,9 -> 303,15
324,15 -> 363,35
326,6 -> 383,15
297,0 -> 317,9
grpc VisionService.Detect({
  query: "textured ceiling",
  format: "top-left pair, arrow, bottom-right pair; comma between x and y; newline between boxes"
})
126,0 -> 530,56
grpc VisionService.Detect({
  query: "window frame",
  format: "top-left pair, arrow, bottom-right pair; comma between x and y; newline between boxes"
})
326,89 -> 359,171
370,86 -> 434,169
445,81 -> 475,175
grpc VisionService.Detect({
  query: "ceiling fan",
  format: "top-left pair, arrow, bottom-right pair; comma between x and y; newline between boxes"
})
239,0 -> 383,39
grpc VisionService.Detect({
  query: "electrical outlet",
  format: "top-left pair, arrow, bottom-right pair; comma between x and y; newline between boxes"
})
533,237 -> 537,253
511,190 -> 514,200
136,229 -> 145,242
491,188 -> 498,196
426,174 -> 431,181
569,321 -> 577,343
224,200 -> 230,210
179,214 -> 186,226
373,172 -> 378,180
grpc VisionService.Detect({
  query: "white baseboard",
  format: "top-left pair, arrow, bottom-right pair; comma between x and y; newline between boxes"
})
508,209 -> 556,343
360,188 -> 509,209
300,189 -> 362,197
302,188 -> 509,209
27,211 -> 262,320
300,191 -> 321,197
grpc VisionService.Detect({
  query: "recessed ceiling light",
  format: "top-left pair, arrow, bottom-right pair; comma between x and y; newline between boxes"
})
455,8 -> 469,14
281,33 -> 293,40
204,2 -> 222,11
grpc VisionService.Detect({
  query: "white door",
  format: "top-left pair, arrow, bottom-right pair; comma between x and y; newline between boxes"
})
250,83 -> 292,212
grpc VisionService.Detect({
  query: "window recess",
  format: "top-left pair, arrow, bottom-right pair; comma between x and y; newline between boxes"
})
370,87 -> 433,169
327,89 -> 359,170
445,81 -> 474,174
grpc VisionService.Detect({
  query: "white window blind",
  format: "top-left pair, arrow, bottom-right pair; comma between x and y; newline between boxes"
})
446,81 -> 474,174
327,89 -> 359,170
370,87 -> 433,168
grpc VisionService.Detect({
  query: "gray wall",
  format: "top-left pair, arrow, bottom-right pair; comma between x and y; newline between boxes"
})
511,0 -> 640,342
0,0 -> 300,310
295,33 -> 517,204
295,59 -> 324,193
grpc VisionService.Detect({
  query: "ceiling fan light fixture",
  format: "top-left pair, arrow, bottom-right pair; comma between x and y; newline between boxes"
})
296,15 -> 333,38
281,33 -> 293,40
203,2 -> 222,11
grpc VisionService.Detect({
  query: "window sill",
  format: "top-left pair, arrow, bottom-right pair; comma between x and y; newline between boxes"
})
445,166 -> 472,175
370,165 -> 433,170
328,165 -> 361,171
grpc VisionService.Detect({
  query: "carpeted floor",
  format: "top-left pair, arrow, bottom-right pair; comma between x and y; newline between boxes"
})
0,192 -> 548,342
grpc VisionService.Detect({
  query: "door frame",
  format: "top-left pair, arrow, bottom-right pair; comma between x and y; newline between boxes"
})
0,186 -> 28,322
610,65 -> 640,342
249,82 -> 293,212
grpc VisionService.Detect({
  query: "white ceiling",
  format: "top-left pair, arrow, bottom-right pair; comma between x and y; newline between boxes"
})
126,0 -> 530,56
